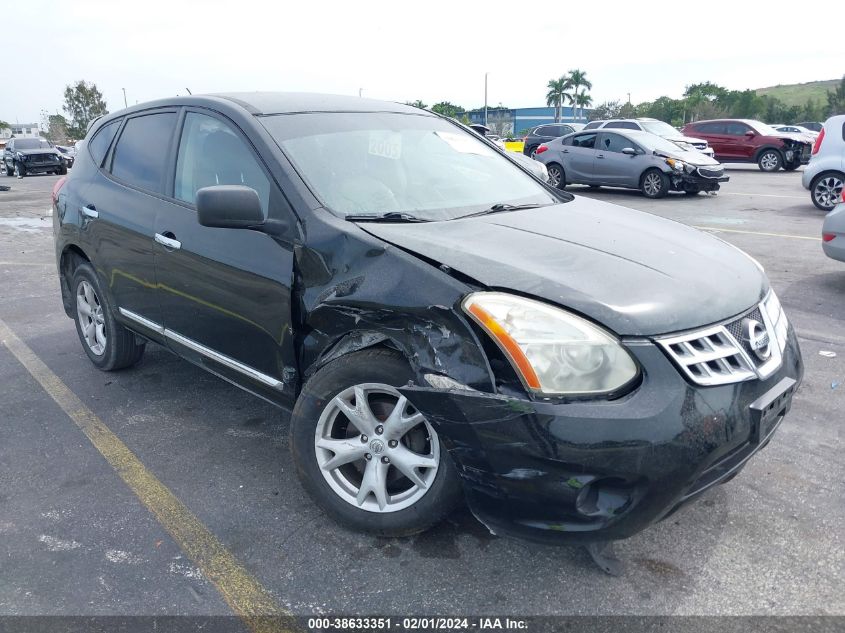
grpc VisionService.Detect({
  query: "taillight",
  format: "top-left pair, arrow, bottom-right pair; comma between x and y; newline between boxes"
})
812,127 -> 825,155
51,176 -> 68,205
823,233 -> 835,242
536,145 -> 548,154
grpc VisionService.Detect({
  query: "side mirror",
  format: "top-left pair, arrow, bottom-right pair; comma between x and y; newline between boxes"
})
744,130 -> 756,137
621,147 -> 638,156
196,185 -> 264,230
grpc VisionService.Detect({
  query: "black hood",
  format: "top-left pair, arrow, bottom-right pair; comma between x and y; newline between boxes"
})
359,197 -> 768,336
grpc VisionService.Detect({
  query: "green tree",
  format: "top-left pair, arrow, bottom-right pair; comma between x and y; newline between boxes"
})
405,100 -> 428,109
684,81 -> 727,121
43,114 -> 70,143
589,100 -> 622,121
567,69 -> 592,120
0,119 -> 9,131
575,93 -> 593,118
546,76 -> 572,123
430,101 -> 463,118
827,75 -> 845,116
63,80 -> 108,139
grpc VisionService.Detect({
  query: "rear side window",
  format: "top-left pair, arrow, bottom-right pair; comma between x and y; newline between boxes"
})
554,125 -> 574,136
174,112 -> 270,213
571,132 -> 597,148
88,119 -> 121,167
110,112 -> 177,193
583,121 -> 602,130
696,122 -> 726,134
535,126 -> 553,136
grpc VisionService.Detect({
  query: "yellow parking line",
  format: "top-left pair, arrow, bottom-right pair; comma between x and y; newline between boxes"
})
694,226 -> 822,241
0,318 -> 293,633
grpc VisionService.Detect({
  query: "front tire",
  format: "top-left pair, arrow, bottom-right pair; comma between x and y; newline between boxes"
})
810,171 -> 845,211
641,169 -> 669,198
4,163 -> 11,176
757,149 -> 782,172
546,163 -> 566,190
71,262 -> 145,371
290,348 -> 462,536
14,162 -> 25,178
58,164 -> 68,175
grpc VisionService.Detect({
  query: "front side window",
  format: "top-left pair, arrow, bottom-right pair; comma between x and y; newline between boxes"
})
110,113 -> 177,193
261,112 -> 557,221
174,113 -> 271,212
725,122 -> 751,136
598,133 -> 637,153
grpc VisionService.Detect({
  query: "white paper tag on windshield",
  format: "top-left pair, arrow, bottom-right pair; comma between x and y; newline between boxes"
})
368,132 -> 402,160
435,131 -> 494,155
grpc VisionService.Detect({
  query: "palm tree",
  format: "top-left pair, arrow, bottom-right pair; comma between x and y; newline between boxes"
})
576,93 -> 593,119
567,69 -> 592,121
546,76 -> 573,123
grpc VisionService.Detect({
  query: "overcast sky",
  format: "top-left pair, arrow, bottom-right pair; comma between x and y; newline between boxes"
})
4,0 -> 844,125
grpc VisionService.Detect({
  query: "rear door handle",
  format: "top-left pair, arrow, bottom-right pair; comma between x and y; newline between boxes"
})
597,154 -> 605,159
154,232 -> 181,250
80,205 -> 98,219
561,149 -> 569,153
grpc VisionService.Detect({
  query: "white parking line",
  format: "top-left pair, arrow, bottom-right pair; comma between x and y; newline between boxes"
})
694,226 -> 821,241
720,192 -> 806,200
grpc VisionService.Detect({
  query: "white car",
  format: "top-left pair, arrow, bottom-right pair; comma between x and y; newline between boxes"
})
774,125 -> 819,143
801,115 -> 845,211
583,118 -> 715,157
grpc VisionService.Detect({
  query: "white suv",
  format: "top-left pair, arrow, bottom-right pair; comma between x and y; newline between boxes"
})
584,118 -> 715,157
802,115 -> 845,211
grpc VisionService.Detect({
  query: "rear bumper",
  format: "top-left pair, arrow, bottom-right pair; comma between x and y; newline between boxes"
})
401,330 -> 803,545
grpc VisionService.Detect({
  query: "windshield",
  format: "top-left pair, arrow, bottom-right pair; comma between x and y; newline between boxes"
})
15,138 -> 53,150
639,120 -> 681,137
260,112 -> 558,221
635,133 -> 693,154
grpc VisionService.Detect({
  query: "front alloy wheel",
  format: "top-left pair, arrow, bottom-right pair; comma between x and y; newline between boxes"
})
812,173 -> 844,211
290,348 -> 462,536
758,150 -> 782,172
315,383 -> 439,513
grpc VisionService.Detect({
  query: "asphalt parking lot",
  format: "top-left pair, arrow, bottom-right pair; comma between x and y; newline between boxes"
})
0,167 -> 843,624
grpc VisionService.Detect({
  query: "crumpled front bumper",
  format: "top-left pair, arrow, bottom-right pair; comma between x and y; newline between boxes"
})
400,330 -> 803,545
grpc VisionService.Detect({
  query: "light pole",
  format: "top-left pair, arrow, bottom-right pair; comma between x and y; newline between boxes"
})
484,72 -> 488,126
122,88 -> 128,108
359,88 -> 363,97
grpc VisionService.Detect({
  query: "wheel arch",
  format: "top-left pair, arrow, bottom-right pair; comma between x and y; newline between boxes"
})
59,243 -> 92,317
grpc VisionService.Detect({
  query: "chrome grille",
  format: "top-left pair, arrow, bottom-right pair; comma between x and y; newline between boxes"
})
697,166 -> 724,178
657,293 -> 788,387
29,153 -> 58,164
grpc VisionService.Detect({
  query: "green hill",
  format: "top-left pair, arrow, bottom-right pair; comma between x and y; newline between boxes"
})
756,79 -> 838,107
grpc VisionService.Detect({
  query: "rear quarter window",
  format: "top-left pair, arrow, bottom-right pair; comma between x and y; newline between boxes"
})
87,119 -> 121,167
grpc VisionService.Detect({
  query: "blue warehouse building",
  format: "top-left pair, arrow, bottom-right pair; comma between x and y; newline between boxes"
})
464,105 -> 590,136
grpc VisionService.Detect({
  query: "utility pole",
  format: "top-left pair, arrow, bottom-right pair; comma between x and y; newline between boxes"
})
627,92 -> 631,104
484,72 -> 489,126
122,88 -> 128,108
359,88 -> 363,97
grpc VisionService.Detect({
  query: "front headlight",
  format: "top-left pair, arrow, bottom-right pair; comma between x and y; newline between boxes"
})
762,290 -> 788,352
462,292 -> 638,396
665,158 -> 685,172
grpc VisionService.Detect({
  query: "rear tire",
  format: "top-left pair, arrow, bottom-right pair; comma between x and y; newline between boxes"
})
4,164 -> 11,176
290,348 -> 462,537
59,164 -> 68,175
810,171 -> 845,211
546,163 -> 566,190
757,149 -> 782,172
71,261 -> 145,371
641,169 -> 669,198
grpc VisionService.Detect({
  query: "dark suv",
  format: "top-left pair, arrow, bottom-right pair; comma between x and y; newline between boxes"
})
52,93 -> 802,554
3,137 -> 66,177
682,119 -> 812,172
522,123 -> 577,158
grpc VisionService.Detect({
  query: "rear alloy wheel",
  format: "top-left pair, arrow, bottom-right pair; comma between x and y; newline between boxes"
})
290,348 -> 462,536
71,261 -> 146,370
546,163 -> 565,190
529,146 -> 538,159
758,149 -> 782,172
811,172 -> 844,211
641,169 -> 669,198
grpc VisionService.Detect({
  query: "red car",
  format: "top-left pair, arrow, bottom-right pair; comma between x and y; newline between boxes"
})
682,119 -> 812,172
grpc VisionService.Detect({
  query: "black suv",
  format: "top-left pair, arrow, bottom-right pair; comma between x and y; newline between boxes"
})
53,93 -> 802,552
522,123 -> 577,158
4,137 -> 66,177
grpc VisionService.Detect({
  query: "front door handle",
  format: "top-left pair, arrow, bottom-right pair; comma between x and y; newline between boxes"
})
154,232 -> 181,250
561,149 -> 569,153
80,204 -> 98,219
597,154 -> 605,159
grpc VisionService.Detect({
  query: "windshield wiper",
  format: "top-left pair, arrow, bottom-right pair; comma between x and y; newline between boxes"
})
458,203 -> 548,219
345,212 -> 429,223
